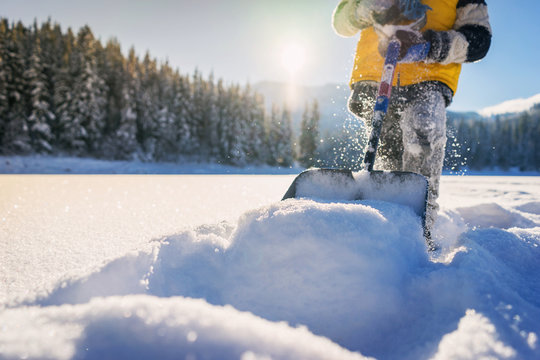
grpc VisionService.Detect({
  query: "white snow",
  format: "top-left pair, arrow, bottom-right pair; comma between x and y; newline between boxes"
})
431,310 -> 516,360
292,169 -> 428,218
0,155 -> 303,174
1,156 -> 539,360
0,296 -> 368,360
478,93 -> 540,117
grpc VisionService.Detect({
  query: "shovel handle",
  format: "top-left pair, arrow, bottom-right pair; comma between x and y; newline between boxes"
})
363,38 -> 401,172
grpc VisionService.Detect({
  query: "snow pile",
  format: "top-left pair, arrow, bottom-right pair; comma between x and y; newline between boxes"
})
0,295 -> 368,360
478,93 -> 540,117
431,309 -> 517,360
456,202 -> 537,229
2,195 -> 539,359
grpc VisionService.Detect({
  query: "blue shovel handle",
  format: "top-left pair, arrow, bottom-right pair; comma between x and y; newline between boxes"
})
363,38 -> 401,172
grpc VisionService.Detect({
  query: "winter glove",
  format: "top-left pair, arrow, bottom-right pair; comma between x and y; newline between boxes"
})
369,0 -> 431,26
353,0 -> 399,28
370,0 -> 432,25
333,0 -> 400,36
333,0 -> 431,36
372,3 -> 401,25
421,30 -> 451,64
398,0 -> 432,22
377,28 -> 430,63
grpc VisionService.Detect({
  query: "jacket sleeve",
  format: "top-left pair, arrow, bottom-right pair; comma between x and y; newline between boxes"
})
424,0 -> 492,65
332,0 -> 372,37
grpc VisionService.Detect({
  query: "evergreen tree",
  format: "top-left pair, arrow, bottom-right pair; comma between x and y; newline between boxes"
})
215,78 -> 230,161
0,17 -> 304,168
24,37 -> 53,152
533,113 -> 540,170
469,121 -> 490,170
298,99 -> 320,168
190,70 -> 217,157
2,21 -> 31,153
266,104 -> 278,166
497,117 -> 512,170
153,62 -> 179,161
0,19 -> 9,149
135,52 -> 160,159
171,72 -> 193,154
56,26 -> 107,154
112,83 -> 138,159
53,27 -> 75,150
227,84 -> 248,164
38,20 -> 65,144
267,104 -> 293,167
107,47 -> 139,159
242,86 -> 267,164
100,39 -> 126,137
278,107 -> 294,166
516,113 -> 531,170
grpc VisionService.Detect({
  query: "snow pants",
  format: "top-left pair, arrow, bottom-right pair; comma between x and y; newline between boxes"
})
348,81 -> 452,231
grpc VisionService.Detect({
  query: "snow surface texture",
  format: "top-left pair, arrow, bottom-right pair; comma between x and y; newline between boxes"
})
1,174 -> 540,359
0,155 -> 302,174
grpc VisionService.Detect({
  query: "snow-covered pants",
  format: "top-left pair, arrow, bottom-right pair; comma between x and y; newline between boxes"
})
348,81 -> 452,231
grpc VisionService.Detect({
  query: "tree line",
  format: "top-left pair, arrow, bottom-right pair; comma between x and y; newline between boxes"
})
314,107 -> 540,173
0,18 -> 320,167
1,18 -> 538,172
446,107 -> 540,172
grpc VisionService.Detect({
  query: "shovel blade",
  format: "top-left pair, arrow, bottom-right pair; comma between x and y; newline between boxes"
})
283,168 -> 428,221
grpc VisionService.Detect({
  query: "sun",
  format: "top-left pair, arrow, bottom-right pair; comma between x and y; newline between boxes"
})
280,42 -> 307,77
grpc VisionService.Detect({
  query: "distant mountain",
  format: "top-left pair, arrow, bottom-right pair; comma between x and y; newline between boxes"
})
447,110 -> 483,122
254,82 -> 540,171
478,93 -> 540,117
253,81 -> 486,133
253,81 -> 353,132
254,82 -> 540,133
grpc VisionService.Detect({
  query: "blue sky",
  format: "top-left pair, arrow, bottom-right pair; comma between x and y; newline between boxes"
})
1,0 -> 539,112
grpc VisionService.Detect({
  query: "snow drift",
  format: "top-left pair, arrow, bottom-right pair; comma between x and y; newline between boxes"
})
2,194 -> 539,360
0,295 -> 369,360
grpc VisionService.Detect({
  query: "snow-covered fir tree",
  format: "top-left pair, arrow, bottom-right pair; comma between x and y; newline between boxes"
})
189,70 -> 219,158
241,85 -> 267,164
0,18 -> 302,164
153,62 -> 180,161
58,26 -> 107,154
38,21 -> 66,145
1,21 -> 31,153
298,99 -> 320,168
267,104 -> 294,167
226,84 -> 248,165
97,46 -> 138,160
214,79 -> 244,165
97,38 -> 128,158
134,52 -> 160,159
3,17 -> 540,171
215,78 -> 231,162
171,72 -> 193,155
24,37 -> 53,152
0,19 -> 9,149
52,27 -> 74,150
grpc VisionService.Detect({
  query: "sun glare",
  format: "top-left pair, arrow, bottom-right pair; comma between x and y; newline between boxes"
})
280,42 -> 306,77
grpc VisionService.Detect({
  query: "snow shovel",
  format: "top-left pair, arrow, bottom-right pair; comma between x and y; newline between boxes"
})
282,36 -> 429,241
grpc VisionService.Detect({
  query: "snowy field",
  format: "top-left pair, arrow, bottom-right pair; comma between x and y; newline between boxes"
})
1,156 -> 540,360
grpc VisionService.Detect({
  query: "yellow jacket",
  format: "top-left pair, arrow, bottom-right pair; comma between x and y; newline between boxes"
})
333,0 -> 492,95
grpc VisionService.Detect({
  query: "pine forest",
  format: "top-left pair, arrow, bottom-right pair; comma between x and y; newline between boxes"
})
1,18 -> 539,172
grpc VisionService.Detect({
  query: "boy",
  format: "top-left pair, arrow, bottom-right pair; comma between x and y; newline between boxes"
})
332,0 -> 491,236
